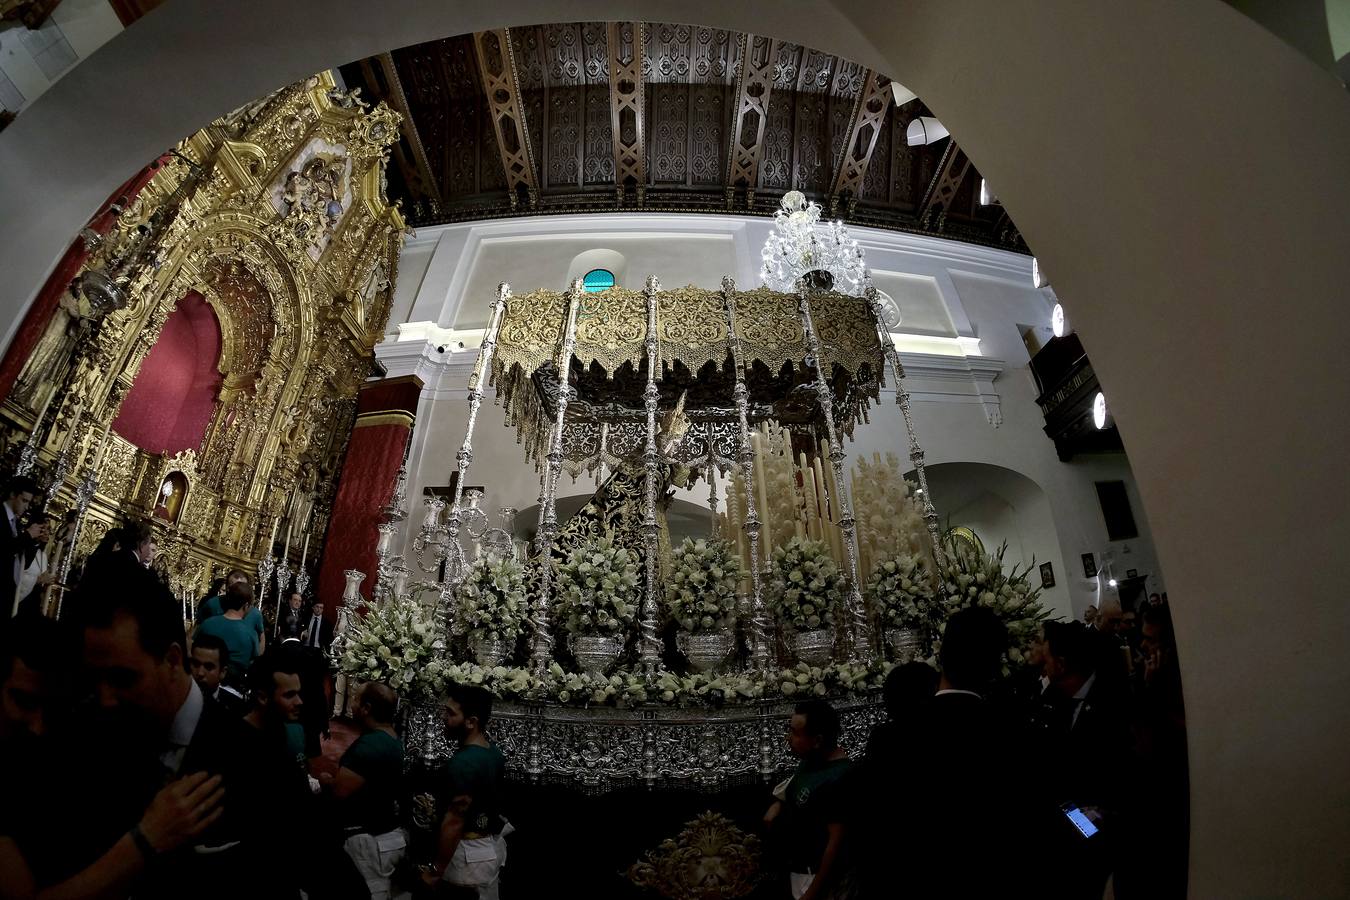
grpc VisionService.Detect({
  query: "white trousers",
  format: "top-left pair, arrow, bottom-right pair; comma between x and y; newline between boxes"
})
343,828 -> 410,900
443,824 -> 513,900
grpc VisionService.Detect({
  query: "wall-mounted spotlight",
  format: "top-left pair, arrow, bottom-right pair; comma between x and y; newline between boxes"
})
1051,303 -> 1066,338
1031,257 -> 1049,289
891,82 -> 918,107
1093,392 -> 1109,430
905,116 -> 949,146
979,178 -> 999,206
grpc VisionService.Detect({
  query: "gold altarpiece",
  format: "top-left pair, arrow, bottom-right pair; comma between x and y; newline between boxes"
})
1,72 -> 406,599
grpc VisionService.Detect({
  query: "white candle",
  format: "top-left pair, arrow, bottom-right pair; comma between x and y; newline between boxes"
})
91,419 -> 114,469
269,516 -> 280,546
300,531 -> 309,568
282,522 -> 292,559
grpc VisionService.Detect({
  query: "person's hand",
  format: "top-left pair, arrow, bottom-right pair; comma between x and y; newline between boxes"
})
25,522 -> 45,540
137,772 -> 225,853
318,771 -> 335,787
35,572 -> 55,587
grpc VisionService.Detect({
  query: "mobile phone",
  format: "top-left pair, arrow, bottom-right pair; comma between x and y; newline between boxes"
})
1061,803 -> 1099,838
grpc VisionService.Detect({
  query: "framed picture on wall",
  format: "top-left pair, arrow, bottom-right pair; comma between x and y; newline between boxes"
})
1081,552 -> 1098,578
1039,562 -> 1056,589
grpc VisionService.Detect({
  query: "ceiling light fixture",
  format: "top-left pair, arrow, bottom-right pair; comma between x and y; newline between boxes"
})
1032,257 -> 1049,289
906,116 -> 949,146
1051,303 -> 1066,338
1093,392 -> 1108,430
760,191 -> 868,296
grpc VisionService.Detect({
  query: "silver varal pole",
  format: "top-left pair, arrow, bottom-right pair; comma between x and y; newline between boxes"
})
530,280 -> 582,675
863,278 -> 945,570
436,282 -> 512,628
638,275 -> 663,673
796,281 -> 873,662
722,276 -> 771,669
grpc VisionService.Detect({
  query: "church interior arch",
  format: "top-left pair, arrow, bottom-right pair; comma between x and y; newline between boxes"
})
0,3 -> 1345,895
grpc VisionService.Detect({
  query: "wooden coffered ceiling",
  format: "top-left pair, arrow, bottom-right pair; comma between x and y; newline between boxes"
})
339,22 -> 1024,251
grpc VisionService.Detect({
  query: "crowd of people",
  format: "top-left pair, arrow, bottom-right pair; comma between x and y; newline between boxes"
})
764,596 -> 1188,899
0,468 -> 1188,899
0,472 -> 503,900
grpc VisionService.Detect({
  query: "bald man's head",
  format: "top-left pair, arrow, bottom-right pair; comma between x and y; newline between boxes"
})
359,682 -> 398,724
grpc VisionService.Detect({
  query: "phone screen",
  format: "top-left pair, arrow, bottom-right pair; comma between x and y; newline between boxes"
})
1062,804 -> 1099,838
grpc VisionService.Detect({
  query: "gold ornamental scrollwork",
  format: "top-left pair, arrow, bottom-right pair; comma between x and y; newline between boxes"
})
626,812 -> 763,900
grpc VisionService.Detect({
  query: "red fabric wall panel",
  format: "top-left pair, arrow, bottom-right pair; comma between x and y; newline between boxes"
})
314,377 -> 421,611
112,293 -> 222,454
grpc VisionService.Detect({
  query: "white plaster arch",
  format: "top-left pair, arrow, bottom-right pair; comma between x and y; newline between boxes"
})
0,3 -> 1348,895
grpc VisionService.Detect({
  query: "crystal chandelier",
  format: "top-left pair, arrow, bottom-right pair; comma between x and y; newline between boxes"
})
760,191 -> 868,295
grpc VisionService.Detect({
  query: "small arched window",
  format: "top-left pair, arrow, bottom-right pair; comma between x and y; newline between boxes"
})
582,268 -> 616,293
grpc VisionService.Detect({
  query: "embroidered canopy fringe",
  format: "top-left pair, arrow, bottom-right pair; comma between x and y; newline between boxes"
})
489,284 -> 885,470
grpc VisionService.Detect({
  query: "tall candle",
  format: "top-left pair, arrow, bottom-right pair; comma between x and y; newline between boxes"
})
91,419 -> 114,469
282,522 -> 292,559
269,516 -> 280,546
752,433 -> 772,565
299,531 -> 310,568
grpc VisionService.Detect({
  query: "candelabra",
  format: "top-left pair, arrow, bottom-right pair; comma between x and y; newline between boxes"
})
331,569 -> 365,717
256,553 -> 275,615
374,522 -> 398,603
294,567 -> 310,598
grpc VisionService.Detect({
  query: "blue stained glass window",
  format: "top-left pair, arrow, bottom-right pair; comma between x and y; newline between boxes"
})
583,268 -> 616,292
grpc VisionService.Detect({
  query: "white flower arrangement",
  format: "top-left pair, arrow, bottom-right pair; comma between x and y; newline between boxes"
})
553,535 -> 641,636
338,594 -> 444,700
935,538 -> 1051,673
429,658 -> 902,709
456,553 -> 528,643
666,537 -> 743,633
867,552 -> 940,635
852,454 -> 931,568
768,536 -> 846,631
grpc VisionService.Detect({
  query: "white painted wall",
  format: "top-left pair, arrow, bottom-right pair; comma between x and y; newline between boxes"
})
377,214 -> 1163,625
0,0 -> 122,114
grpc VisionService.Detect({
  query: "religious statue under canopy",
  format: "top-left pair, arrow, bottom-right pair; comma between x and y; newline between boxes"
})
552,392 -> 691,575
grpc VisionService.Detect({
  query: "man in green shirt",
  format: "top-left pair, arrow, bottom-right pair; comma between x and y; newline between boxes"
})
192,582 -> 259,681
325,681 -> 404,834
421,683 -> 509,899
764,699 -> 852,900
198,571 -> 265,655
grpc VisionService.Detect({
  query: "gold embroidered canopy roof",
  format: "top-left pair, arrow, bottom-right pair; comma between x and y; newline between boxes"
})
489,285 -> 886,467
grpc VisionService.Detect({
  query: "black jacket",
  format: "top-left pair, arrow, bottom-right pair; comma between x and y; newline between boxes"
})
301,613 -> 334,651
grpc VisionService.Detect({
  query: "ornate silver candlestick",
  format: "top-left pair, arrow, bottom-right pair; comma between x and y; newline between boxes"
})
52,465 -> 99,619
256,553 -> 275,616
721,276 -> 771,670
796,281 -> 873,661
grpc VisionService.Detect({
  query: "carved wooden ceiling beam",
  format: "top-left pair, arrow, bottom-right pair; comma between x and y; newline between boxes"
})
725,33 -> 778,209
607,22 -> 647,206
356,53 -> 443,209
829,69 -> 891,217
918,141 -> 974,232
472,28 -> 541,209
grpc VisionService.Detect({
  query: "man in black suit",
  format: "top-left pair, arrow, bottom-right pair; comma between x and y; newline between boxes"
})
300,600 -> 334,653
856,606 -> 1030,898
0,474 -> 39,628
